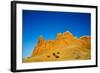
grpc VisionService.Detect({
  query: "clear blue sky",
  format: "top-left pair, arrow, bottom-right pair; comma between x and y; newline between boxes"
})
22,10 -> 91,58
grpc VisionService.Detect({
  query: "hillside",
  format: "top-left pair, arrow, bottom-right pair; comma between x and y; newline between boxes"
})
23,31 -> 91,63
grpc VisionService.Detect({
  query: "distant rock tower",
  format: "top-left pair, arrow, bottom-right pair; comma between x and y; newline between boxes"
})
37,36 -> 44,46
31,36 -> 44,57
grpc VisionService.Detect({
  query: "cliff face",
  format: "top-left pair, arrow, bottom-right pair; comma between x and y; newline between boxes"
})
23,31 -> 91,63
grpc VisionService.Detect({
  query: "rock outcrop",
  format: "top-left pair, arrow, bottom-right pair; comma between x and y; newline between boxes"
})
23,31 -> 91,63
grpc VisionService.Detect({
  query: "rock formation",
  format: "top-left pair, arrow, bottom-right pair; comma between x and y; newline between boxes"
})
23,31 -> 91,63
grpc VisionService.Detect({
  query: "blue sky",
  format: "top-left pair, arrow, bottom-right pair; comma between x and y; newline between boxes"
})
22,10 -> 91,58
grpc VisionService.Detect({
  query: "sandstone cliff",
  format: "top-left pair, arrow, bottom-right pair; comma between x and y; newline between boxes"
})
23,31 -> 91,63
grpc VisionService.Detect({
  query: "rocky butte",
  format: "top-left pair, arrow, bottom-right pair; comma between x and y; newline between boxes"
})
23,31 -> 91,63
